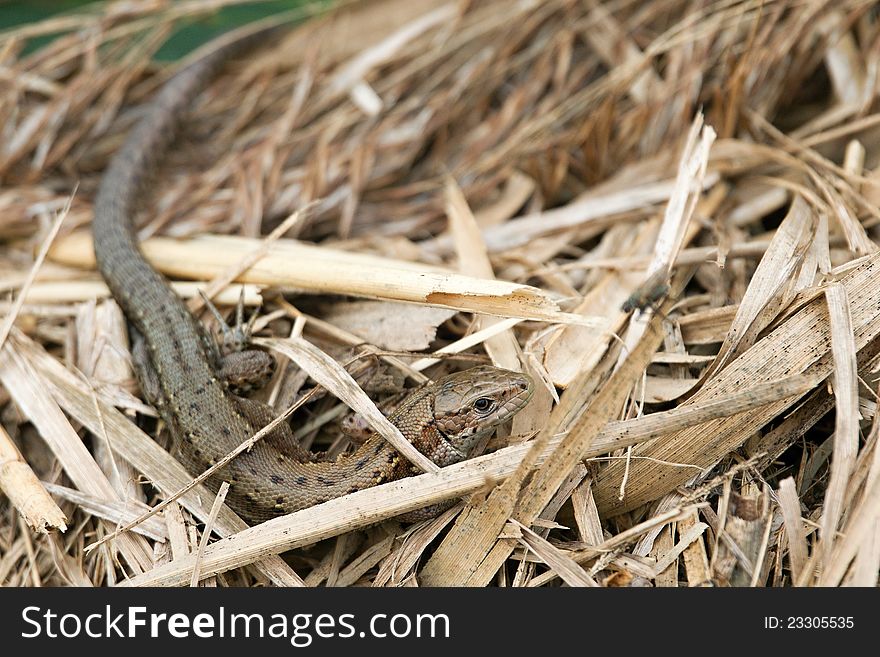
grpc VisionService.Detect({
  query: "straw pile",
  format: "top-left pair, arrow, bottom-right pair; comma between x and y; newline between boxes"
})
2,0 -> 880,587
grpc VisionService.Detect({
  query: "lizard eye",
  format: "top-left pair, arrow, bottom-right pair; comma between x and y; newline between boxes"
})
473,397 -> 496,413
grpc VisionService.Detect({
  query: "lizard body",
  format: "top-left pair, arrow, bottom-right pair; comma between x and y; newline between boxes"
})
92,26 -> 533,524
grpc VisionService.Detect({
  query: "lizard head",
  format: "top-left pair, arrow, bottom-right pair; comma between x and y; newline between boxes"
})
429,365 -> 534,466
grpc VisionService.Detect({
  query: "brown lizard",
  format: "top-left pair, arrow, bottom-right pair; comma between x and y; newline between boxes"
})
92,25 -> 534,524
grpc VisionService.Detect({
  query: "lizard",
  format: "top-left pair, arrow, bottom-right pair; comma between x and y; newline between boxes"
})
91,24 -> 534,524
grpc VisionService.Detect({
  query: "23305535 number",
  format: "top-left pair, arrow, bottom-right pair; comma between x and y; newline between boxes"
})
787,617 -> 853,629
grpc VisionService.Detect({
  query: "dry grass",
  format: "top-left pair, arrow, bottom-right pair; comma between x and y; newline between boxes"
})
1,0 -> 880,587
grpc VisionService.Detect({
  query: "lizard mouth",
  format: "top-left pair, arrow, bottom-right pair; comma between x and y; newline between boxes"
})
434,425 -> 471,462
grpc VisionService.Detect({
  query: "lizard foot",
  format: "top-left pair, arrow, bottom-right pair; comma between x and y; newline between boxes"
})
200,288 -> 276,394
